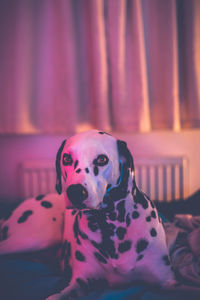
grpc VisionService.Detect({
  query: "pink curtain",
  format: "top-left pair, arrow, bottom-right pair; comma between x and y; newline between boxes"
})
0,0 -> 200,134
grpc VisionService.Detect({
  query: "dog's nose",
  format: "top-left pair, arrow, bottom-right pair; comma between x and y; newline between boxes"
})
67,184 -> 88,208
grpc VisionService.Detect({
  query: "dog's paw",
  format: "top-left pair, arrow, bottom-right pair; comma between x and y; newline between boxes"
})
162,279 -> 179,289
46,293 -> 61,300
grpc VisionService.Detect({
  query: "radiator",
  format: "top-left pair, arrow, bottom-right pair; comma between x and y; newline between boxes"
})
134,157 -> 188,201
19,157 -> 188,201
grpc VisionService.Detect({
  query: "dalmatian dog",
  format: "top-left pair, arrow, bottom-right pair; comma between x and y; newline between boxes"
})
0,130 -> 177,299
47,130 -> 177,299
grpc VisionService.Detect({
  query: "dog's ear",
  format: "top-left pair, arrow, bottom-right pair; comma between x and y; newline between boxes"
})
117,140 -> 134,172
55,139 -> 66,194
117,139 -> 136,190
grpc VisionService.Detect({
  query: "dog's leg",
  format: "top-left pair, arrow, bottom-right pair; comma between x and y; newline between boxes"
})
46,272 -> 108,300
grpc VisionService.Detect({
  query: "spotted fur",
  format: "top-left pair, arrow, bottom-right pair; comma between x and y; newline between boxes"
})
0,130 -> 177,300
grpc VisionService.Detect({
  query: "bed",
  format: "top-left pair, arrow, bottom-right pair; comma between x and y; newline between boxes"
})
0,191 -> 200,300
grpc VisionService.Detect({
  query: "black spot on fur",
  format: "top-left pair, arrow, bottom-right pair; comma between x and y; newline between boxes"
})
65,171 -> 67,179
17,210 -> 33,223
75,250 -> 86,262
118,240 -> 132,253
41,201 -> 52,208
94,166 -> 99,176
136,239 -> 149,253
109,212 -> 117,221
72,210 -> 77,215
98,131 -> 105,134
2,225 -> 9,240
85,168 -> 89,173
116,227 -> 127,240
74,160 -> 78,169
61,240 -> 71,260
55,139 -> 66,194
117,200 -> 126,222
73,214 -> 88,244
132,211 -> 139,219
73,215 -> 81,245
151,211 -> 156,218
163,255 -> 171,266
52,217 -> 56,221
76,168 -> 81,173
146,216 -> 151,222
84,210 -> 118,259
126,213 -> 131,226
35,194 -> 45,201
134,204 -> 138,209
79,231 -> 88,240
137,254 -> 144,261
150,228 -> 157,237
133,189 -> 149,209
94,252 -> 107,264
150,200 -> 155,208
61,240 -> 72,284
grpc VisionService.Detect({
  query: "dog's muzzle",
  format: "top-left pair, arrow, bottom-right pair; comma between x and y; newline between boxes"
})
67,184 -> 88,208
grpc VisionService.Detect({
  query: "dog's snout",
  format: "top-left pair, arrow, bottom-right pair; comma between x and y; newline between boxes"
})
67,184 -> 88,208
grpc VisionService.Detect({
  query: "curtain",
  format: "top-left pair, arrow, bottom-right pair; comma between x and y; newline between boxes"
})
0,0 -> 200,134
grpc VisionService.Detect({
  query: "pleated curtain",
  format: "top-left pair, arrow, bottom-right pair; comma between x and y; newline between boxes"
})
0,0 -> 200,134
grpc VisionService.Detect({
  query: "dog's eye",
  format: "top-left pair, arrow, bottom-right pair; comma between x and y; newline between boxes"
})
63,153 -> 73,166
94,154 -> 109,166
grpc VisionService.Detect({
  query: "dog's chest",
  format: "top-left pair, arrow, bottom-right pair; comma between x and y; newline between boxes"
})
62,201 -> 164,277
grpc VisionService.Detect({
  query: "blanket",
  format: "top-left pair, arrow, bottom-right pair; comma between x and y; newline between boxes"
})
164,215 -> 200,287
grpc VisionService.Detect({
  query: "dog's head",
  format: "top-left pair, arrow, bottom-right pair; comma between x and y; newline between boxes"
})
55,130 -> 136,209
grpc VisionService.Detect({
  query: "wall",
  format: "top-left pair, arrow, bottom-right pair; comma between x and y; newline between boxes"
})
0,130 -> 200,202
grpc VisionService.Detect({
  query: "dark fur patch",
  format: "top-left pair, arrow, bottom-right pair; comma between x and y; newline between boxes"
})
55,139 -> 66,194
35,194 -> 45,201
41,201 -> 52,208
61,240 -> 72,284
163,255 -> 171,266
74,160 -> 79,169
132,211 -> 139,219
118,240 -> 132,253
151,211 -> 156,218
146,216 -> 151,222
136,239 -> 149,253
137,254 -> 144,261
17,210 -> 33,223
116,227 -> 127,240
85,168 -> 89,173
2,225 -> 9,240
150,228 -> 157,237
94,166 -> 99,176
126,213 -> 131,226
94,252 -> 107,264
109,212 -> 117,221
133,189 -> 149,209
76,168 -> 81,173
85,210 -> 118,259
75,250 -> 86,262
117,200 -> 126,222
150,200 -> 155,208
52,217 -> 56,221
